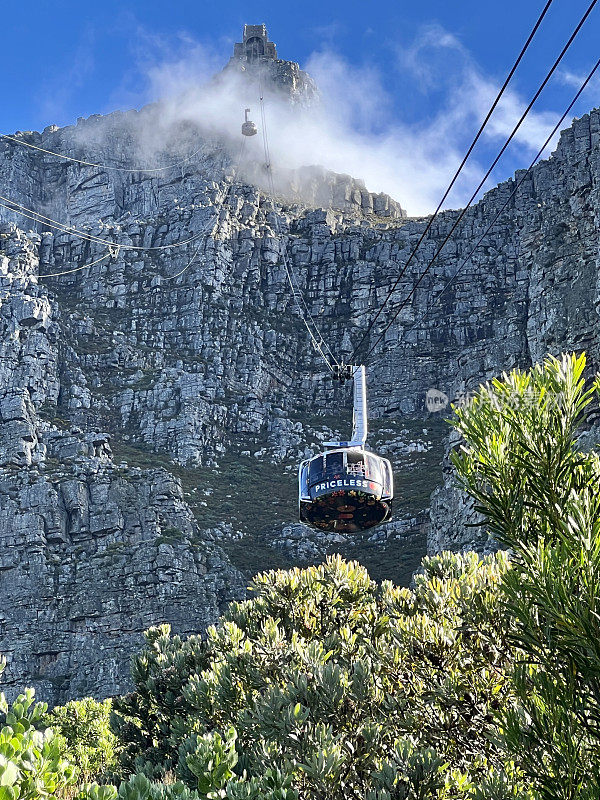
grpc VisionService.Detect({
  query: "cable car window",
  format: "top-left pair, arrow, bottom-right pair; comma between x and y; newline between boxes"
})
309,457 -> 324,484
346,450 -> 366,476
365,454 -> 384,482
383,462 -> 393,495
299,463 -> 309,497
325,452 -> 343,477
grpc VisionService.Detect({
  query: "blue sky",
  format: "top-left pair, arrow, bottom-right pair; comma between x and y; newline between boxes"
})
3,0 -> 600,213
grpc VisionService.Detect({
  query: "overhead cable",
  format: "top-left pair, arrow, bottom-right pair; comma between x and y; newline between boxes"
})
34,140 -> 247,281
163,138 -> 247,281
258,72 -> 338,372
0,192 -> 212,252
367,55 -> 600,364
352,0 -> 598,363
38,249 -> 113,278
1,133 -> 203,174
350,0 -> 555,362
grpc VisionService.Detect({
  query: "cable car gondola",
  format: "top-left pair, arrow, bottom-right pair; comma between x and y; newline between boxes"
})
242,108 -> 258,137
298,365 -> 393,533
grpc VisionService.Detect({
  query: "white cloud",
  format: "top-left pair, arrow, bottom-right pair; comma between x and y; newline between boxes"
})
396,24 -> 561,154
86,23 -> 580,216
558,67 -> 600,94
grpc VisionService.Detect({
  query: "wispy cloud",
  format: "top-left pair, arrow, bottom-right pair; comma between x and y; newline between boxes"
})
85,22 -> 584,216
396,24 -> 561,156
558,67 -> 600,94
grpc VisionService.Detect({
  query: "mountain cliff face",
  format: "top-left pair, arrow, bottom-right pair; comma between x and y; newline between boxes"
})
0,55 -> 599,703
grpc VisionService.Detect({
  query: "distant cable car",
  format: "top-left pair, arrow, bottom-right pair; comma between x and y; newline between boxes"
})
242,108 -> 258,137
298,365 -> 393,533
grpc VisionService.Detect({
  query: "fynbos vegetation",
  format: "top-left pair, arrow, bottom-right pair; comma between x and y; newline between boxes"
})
452,353 -> 600,798
2,352 -> 599,798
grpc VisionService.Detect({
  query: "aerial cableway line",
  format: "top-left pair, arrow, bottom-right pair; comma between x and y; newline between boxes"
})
1,133 -> 203,173
353,0 -> 598,364
350,0 -> 556,362
0,138 -> 248,278
262,0 -> 596,531
253,0 -> 556,531
368,55 -> 600,367
257,73 -> 339,373
0,2 -> 595,534
255,82 -> 394,531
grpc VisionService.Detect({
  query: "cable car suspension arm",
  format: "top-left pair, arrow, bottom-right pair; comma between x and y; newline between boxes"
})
325,364 -> 368,448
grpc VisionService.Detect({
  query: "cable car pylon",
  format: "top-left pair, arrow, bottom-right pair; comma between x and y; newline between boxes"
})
298,365 -> 394,533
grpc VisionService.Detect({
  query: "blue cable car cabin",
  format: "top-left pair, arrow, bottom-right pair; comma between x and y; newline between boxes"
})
298,365 -> 394,533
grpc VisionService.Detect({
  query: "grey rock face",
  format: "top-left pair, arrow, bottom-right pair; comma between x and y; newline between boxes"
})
0,458 -> 242,702
0,89 -> 599,702
0,223 -> 244,704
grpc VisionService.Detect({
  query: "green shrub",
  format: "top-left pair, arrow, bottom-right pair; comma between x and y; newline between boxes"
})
48,697 -> 120,782
452,353 -> 600,798
112,552 -> 518,798
12,352 -> 600,799
111,627 -> 211,779
78,773 -> 199,800
0,675 -> 77,799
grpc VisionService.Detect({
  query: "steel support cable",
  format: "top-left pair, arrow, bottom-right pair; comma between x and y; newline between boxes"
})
258,72 -> 338,371
268,188 -> 337,371
34,140 -> 247,281
0,192 -> 212,252
258,84 -> 319,347
367,56 -> 600,366
258,72 -> 338,369
352,0 -> 598,363
350,0 -> 556,363
299,219 -> 600,329
1,133 -> 204,174
38,249 -> 113,278
256,131 -> 330,364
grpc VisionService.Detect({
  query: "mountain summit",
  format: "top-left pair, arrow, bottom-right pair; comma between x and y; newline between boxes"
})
223,23 -> 318,105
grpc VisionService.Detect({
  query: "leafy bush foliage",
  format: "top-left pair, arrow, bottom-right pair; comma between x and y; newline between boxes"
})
0,666 -> 77,799
7,351 -> 600,799
48,697 -> 120,782
112,552 -> 517,798
78,772 -> 200,800
452,353 -> 600,799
